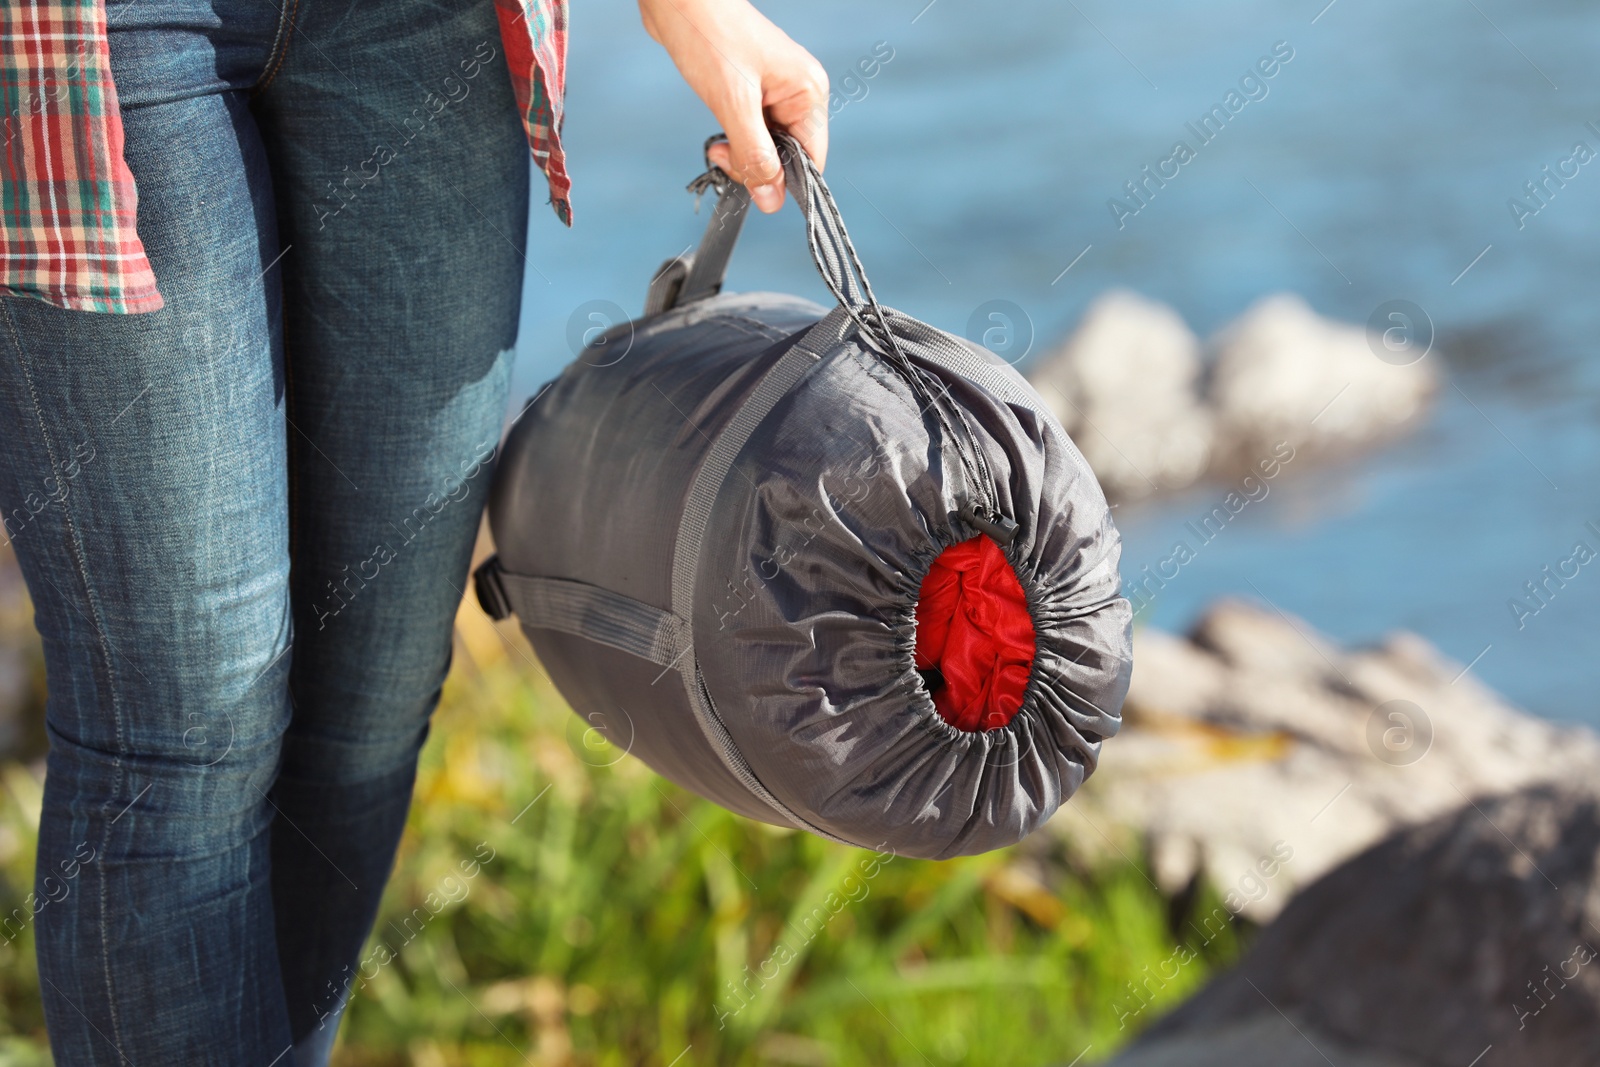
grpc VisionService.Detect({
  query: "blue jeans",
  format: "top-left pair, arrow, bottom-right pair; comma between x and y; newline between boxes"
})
0,0 -> 529,1057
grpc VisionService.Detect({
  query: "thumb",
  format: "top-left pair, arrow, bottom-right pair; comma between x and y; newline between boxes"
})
718,102 -> 786,213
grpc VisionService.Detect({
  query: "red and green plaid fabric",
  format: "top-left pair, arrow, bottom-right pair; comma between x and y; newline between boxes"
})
0,0 -> 570,315
0,0 -> 161,312
498,0 -> 571,226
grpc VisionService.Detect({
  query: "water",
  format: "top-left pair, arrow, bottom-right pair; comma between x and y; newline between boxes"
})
506,0 -> 1600,725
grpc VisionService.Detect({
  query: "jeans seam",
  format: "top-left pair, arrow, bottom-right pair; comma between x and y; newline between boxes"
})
283,335 -> 302,663
0,299 -> 130,1055
252,0 -> 301,97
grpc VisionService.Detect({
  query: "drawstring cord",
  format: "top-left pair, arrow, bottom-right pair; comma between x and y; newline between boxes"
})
688,131 -> 1006,534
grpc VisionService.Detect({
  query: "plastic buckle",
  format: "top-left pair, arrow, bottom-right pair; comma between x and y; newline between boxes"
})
953,503 -> 1020,547
472,556 -> 513,621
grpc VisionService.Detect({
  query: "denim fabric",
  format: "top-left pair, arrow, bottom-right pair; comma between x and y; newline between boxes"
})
0,0 -> 530,1058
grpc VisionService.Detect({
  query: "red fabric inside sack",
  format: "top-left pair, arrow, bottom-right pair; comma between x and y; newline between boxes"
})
913,536 -> 1036,732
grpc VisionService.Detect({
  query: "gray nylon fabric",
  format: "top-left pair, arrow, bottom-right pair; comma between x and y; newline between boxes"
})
484,139 -> 1131,860
495,572 -> 688,667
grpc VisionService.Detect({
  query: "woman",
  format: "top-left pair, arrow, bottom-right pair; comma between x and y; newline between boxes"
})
0,0 -> 827,1058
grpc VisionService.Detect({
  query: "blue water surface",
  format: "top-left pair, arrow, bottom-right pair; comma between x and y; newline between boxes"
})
507,0 -> 1600,725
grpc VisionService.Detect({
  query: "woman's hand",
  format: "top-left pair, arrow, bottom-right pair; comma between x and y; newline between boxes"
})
638,0 -> 829,213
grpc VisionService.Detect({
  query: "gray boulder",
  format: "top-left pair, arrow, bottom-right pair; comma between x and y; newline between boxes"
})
1207,294 -> 1438,473
1029,290 -> 1215,502
1056,600 -> 1600,922
1107,1014 -> 1423,1067
1024,292 -> 1438,503
1112,780 -> 1600,1067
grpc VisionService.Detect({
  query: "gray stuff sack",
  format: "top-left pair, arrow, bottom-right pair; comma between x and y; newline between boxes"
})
475,132 -> 1131,860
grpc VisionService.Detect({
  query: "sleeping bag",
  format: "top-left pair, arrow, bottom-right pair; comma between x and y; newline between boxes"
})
474,132 -> 1131,859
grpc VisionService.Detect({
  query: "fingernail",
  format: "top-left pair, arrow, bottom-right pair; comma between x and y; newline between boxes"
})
751,183 -> 781,211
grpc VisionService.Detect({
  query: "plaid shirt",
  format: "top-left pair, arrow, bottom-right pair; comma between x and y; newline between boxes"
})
0,0 -> 569,314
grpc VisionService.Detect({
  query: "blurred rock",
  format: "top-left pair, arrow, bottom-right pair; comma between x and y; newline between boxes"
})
1024,292 -> 1438,502
1105,1014 -> 1422,1067
1055,599 -> 1600,923
1207,294 -> 1437,473
1028,291 -> 1215,502
1112,781 -> 1600,1067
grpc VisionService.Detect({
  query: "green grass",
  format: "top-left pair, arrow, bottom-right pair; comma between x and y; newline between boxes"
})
0,610 -> 1244,1066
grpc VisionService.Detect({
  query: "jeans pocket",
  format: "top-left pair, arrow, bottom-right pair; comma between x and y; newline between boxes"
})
252,0 -> 304,96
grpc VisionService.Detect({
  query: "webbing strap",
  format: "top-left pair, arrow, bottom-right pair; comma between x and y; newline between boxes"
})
491,567 -> 690,669
658,132 -> 876,333
675,182 -> 752,307
669,305 -> 852,619
664,306 -> 858,843
666,133 -> 1000,513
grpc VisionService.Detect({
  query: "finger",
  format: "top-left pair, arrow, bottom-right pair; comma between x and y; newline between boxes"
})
774,61 -> 830,172
799,104 -> 828,173
719,94 -> 786,213
707,139 -> 784,212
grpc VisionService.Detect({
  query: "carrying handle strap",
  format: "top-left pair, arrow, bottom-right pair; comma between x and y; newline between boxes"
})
670,179 -> 752,308
661,130 -> 1011,533
474,556 -> 692,668
665,132 -> 891,353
